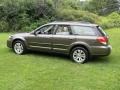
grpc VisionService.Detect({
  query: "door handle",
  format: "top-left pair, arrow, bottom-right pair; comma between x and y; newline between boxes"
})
69,38 -> 74,40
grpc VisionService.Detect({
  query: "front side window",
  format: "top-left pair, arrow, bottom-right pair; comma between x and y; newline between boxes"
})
55,25 -> 70,35
35,25 -> 54,35
71,25 -> 96,36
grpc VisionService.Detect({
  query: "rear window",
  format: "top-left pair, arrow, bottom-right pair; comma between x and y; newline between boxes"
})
71,25 -> 96,36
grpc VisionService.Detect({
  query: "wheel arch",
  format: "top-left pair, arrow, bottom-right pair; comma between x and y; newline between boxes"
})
69,43 -> 91,55
12,38 -> 27,48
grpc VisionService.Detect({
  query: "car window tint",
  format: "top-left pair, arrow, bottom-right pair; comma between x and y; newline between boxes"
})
71,25 -> 96,36
56,25 -> 70,35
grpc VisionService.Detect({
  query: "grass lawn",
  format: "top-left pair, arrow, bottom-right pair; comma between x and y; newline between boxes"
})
0,28 -> 120,90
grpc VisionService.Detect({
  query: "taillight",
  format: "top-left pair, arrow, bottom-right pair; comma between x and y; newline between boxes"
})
97,36 -> 108,45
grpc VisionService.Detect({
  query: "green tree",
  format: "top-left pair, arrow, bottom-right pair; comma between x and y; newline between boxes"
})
85,0 -> 120,15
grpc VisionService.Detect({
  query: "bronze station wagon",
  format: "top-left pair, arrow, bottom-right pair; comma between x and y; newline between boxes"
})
7,21 -> 112,63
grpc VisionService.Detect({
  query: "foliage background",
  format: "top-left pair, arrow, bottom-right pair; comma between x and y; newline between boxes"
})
0,0 -> 120,32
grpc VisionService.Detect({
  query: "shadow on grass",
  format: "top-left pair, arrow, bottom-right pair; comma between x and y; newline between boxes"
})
88,56 -> 110,64
27,50 -> 110,64
26,50 -> 72,62
8,49 -> 110,64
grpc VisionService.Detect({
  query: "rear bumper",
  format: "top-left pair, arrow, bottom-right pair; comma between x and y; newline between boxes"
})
90,45 -> 112,56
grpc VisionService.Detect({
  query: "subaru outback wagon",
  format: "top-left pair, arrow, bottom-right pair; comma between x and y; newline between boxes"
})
7,21 -> 112,63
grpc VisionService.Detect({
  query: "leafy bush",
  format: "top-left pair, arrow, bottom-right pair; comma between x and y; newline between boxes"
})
0,0 -> 55,32
56,9 -> 100,23
85,0 -> 120,15
21,18 -> 49,32
99,12 -> 120,29
0,21 -> 9,32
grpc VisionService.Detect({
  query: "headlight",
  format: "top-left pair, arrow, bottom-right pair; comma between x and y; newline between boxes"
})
9,35 -> 13,39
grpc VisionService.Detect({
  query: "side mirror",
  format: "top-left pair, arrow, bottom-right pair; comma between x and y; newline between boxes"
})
30,31 -> 37,35
33,31 -> 37,36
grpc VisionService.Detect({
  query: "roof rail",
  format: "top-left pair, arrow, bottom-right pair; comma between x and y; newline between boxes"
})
78,21 -> 91,24
51,21 -> 91,24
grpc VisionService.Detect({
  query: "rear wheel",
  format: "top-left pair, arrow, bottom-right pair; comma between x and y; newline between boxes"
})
70,47 -> 89,64
13,40 -> 27,55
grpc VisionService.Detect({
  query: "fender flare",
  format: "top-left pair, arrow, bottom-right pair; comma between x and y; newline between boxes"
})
69,42 -> 91,54
12,37 -> 28,47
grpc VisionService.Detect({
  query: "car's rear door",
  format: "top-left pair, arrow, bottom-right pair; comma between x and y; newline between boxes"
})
52,25 -> 75,53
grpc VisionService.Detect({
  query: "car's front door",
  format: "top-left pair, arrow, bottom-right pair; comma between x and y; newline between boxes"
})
26,25 -> 54,51
52,25 -> 75,53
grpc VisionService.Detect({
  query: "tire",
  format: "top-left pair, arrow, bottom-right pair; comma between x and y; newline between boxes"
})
12,40 -> 27,55
70,47 -> 89,64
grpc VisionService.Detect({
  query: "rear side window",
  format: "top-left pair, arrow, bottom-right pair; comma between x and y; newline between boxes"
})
55,25 -> 70,35
97,26 -> 107,36
71,25 -> 96,36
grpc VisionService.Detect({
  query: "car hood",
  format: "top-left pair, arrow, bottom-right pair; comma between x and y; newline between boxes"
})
13,33 -> 30,37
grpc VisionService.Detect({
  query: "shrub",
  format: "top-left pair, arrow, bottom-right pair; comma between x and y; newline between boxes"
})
0,21 -> 9,32
99,12 -> 120,29
21,18 -> 49,32
55,9 -> 100,23
0,0 -> 55,32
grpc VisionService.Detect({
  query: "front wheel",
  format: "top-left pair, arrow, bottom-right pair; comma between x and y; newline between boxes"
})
70,47 -> 89,64
13,40 -> 26,55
